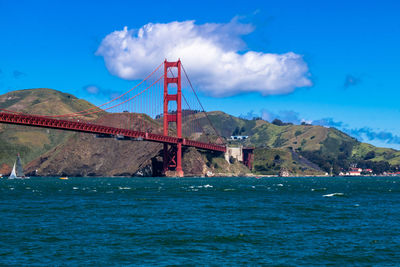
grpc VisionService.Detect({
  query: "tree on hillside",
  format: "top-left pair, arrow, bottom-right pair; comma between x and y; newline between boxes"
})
272,119 -> 284,126
232,126 -> 240,136
272,119 -> 294,126
364,151 -> 375,160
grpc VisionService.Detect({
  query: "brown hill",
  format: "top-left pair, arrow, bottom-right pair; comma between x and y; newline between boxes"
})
0,89 -> 248,177
25,130 -> 244,177
10,88 -> 399,176
25,132 -> 163,177
0,163 -> 11,175
0,88 -> 100,168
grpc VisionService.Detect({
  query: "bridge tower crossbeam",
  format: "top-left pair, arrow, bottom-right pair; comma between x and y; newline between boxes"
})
163,59 -> 184,177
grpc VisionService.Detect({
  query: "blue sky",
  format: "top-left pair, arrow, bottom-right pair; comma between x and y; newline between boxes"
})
1,0 -> 399,148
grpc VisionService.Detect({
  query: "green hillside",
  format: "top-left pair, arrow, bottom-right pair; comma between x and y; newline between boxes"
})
0,88 -> 398,176
0,88 -> 100,170
198,111 -> 400,175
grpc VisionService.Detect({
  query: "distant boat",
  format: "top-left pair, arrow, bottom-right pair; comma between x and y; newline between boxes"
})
59,177 -> 68,180
9,155 -> 29,179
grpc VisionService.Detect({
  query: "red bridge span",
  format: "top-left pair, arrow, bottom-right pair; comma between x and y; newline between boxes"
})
0,60 -> 242,176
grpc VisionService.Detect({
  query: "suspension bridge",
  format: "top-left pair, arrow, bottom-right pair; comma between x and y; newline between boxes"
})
0,60 -> 253,176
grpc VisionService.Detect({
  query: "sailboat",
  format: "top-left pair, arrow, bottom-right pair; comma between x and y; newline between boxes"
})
9,154 -> 29,179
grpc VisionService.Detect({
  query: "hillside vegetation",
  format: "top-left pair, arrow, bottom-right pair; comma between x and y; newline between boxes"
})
0,88 -> 99,169
202,111 -> 400,175
0,88 -> 398,176
0,89 -> 247,177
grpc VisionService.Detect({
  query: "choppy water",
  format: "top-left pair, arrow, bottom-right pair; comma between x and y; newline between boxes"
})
1,176 -> 400,265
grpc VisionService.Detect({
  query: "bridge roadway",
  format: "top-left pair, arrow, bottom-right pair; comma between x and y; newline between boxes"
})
0,112 -> 226,153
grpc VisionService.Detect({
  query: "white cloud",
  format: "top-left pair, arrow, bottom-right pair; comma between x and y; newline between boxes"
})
85,85 -> 99,94
96,20 -> 312,97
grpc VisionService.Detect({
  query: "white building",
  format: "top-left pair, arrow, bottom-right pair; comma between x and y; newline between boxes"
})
225,146 -> 243,162
230,135 -> 248,140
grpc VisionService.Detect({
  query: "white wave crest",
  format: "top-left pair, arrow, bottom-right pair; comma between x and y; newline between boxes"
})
323,193 -> 344,197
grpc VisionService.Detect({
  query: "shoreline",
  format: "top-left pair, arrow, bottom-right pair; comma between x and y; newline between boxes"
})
5,174 -> 399,178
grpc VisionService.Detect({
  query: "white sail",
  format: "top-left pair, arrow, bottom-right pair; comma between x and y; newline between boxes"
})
9,162 -> 17,179
8,155 -> 29,179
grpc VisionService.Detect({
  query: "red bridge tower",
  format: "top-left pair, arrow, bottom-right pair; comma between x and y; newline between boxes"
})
163,60 -> 184,177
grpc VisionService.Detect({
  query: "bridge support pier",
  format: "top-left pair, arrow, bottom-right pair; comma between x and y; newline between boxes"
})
162,143 -> 184,177
163,143 -> 168,173
176,142 -> 183,176
163,59 -> 184,177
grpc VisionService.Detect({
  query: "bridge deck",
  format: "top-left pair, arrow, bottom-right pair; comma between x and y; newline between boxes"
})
0,112 -> 226,152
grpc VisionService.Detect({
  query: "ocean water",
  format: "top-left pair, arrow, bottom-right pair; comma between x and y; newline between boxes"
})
0,176 -> 399,266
